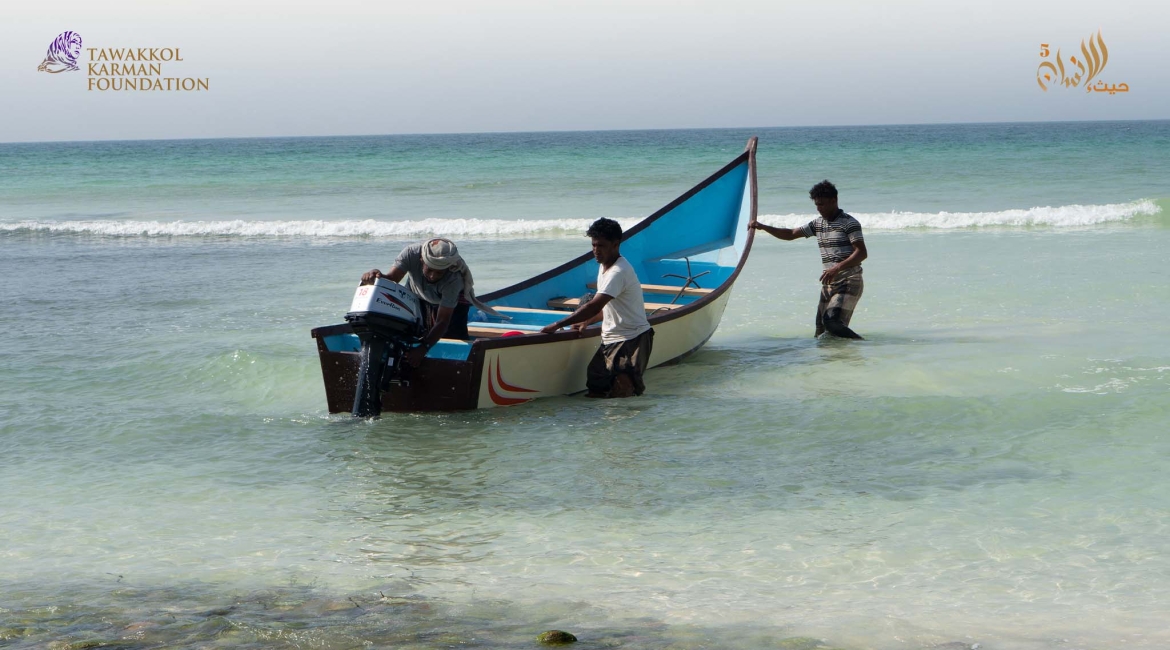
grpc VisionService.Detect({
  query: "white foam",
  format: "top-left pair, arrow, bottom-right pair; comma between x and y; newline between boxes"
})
0,200 -> 1160,239
758,199 -> 1161,231
0,217 -> 640,239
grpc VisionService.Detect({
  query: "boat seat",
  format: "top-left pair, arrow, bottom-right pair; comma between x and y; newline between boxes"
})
466,321 -> 549,339
586,282 -> 712,297
492,305 -> 567,316
467,326 -> 528,339
547,297 -> 680,312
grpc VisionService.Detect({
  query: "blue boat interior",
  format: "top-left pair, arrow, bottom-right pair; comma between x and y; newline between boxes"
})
322,333 -> 474,361
321,155 -> 752,364
475,159 -> 752,321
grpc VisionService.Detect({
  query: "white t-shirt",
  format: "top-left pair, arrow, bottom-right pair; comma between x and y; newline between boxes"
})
596,257 -> 651,344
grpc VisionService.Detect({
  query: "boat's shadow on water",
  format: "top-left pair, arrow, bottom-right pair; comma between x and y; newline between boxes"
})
302,325 -> 1058,523
666,330 -> 994,372
314,329 -> 994,433
319,389 -> 648,430
711,330 -> 992,355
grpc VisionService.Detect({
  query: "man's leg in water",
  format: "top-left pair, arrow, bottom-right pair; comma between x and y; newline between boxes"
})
815,288 -> 828,337
819,275 -> 864,340
822,307 -> 863,339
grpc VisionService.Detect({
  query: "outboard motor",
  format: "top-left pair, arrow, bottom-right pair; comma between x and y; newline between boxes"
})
345,278 -> 423,417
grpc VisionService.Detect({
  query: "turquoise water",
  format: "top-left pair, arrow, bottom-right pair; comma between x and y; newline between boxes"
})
2,122 -> 1169,649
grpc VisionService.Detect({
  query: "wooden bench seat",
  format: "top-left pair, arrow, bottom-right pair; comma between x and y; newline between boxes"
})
547,297 -> 681,312
492,305 -> 567,316
468,326 -> 525,339
586,282 -> 713,297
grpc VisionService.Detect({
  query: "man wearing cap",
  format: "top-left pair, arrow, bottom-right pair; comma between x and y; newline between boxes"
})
540,218 -> 655,398
361,238 -> 505,366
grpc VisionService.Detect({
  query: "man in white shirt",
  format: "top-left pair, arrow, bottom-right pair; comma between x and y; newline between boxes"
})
541,218 -> 655,398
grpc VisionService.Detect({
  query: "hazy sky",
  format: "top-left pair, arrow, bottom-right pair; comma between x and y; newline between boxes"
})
3,0 -> 1167,142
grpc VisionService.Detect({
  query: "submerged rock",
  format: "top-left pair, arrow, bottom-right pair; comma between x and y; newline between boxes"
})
0,627 -> 31,640
48,641 -> 113,650
537,630 -> 578,644
776,638 -> 832,650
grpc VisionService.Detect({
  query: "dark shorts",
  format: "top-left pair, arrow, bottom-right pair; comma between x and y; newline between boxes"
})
421,302 -> 470,340
815,272 -> 863,337
586,328 -> 655,397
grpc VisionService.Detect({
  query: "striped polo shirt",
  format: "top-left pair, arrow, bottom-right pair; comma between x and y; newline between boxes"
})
798,210 -> 865,272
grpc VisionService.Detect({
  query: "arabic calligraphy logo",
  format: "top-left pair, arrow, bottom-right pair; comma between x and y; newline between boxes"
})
37,31 -> 84,73
1037,30 -> 1128,95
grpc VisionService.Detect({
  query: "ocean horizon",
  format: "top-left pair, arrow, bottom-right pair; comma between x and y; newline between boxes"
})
5,116 -> 1168,144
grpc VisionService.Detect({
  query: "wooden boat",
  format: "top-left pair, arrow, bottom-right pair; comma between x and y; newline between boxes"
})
311,137 -> 758,412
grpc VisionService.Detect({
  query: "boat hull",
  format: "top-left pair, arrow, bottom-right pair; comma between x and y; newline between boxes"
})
311,137 -> 757,413
475,289 -> 731,407
311,288 -> 731,411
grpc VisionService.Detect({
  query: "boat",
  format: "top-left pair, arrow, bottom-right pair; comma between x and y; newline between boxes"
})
310,137 -> 758,412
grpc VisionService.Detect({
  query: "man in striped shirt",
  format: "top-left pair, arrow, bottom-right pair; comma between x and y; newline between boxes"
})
750,180 -> 868,339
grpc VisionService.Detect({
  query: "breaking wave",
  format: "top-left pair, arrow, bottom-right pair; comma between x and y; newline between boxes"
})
0,217 -> 637,239
1,200 -> 1160,239
762,199 -> 1162,230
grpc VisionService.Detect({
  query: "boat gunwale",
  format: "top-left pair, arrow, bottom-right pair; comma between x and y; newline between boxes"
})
310,137 -> 759,355
471,136 -> 758,351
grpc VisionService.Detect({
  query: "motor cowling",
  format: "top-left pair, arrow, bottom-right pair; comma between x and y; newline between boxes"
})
345,279 -> 423,417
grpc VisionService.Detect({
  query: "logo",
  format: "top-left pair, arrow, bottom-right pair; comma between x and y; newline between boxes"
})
378,292 -> 416,316
486,358 -> 538,406
36,31 -> 210,91
1037,30 -> 1129,94
37,31 -> 83,73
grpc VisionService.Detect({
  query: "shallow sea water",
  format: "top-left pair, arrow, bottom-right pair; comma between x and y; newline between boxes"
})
2,124 -> 1170,648
3,226 -> 1169,649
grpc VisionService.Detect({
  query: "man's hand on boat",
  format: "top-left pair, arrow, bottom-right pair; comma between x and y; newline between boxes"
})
748,220 -> 802,241
539,322 -> 587,335
405,346 -> 427,367
540,298 -> 609,335
361,267 -> 408,285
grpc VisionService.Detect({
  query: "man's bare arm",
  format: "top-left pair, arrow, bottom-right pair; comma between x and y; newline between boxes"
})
820,240 -> 868,283
749,220 -> 803,241
572,312 -> 603,332
540,294 -> 614,334
405,304 -> 455,367
361,265 -> 406,284
422,305 -> 455,347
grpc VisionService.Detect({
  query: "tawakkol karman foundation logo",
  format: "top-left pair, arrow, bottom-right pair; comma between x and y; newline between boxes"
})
37,31 -> 83,73
37,31 -> 210,91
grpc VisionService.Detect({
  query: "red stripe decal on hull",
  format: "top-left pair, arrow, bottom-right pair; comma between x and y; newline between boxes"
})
495,360 -> 538,393
487,358 -> 535,406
